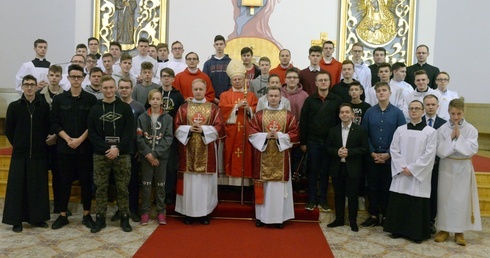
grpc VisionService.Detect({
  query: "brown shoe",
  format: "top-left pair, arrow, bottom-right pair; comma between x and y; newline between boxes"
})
434,231 -> 449,242
455,233 -> 466,246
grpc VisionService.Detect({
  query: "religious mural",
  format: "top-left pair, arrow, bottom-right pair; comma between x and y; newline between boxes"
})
339,0 -> 416,65
225,0 -> 283,68
93,0 -> 167,52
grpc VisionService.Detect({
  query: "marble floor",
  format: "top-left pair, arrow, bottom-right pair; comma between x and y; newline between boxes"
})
0,199 -> 489,258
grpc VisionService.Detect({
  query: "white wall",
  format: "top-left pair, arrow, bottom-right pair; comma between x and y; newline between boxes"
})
1,0 -> 487,103
168,0 -> 337,69
433,0 -> 490,103
0,0 -> 92,91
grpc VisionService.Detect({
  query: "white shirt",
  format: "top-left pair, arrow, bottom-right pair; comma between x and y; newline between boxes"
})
435,88 -> 459,121
390,79 -> 414,97
130,55 -> 159,80
341,122 -> 352,162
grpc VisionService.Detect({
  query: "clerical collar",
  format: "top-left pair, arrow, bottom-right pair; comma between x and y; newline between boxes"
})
280,64 -> 290,69
408,120 -> 425,130
309,66 -> 320,72
32,58 -> 50,68
188,68 -> 198,74
191,98 -> 206,104
416,87 -> 429,93
267,102 -> 284,110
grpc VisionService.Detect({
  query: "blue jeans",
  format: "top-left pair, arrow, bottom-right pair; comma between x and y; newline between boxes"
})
307,141 -> 331,204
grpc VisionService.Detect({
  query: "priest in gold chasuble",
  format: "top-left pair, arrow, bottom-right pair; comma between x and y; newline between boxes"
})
248,86 -> 299,227
174,79 -> 225,222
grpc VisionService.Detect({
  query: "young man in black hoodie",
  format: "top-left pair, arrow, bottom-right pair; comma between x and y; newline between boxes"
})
88,75 -> 135,233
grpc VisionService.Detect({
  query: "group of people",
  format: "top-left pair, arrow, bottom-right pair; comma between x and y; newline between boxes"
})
3,35 -> 480,246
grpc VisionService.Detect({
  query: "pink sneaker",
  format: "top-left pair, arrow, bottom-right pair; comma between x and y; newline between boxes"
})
140,214 -> 150,226
157,214 -> 167,225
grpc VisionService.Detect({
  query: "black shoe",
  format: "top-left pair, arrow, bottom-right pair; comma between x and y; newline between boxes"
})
82,214 -> 95,229
390,233 -> 401,239
51,215 -> 69,230
350,221 -> 359,232
111,210 -> 121,222
275,223 -> 284,229
430,223 -> 436,234
12,224 -> 23,232
120,213 -> 133,232
184,216 -> 193,225
200,216 -> 210,225
130,212 -> 141,222
412,239 -> 422,244
255,220 -> 265,227
33,222 -> 49,228
327,220 -> 344,228
360,217 -> 379,228
66,210 -> 72,217
91,214 -> 106,233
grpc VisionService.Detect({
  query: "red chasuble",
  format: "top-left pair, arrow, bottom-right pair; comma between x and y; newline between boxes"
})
173,68 -> 216,102
174,101 -> 225,174
248,109 -> 299,182
218,89 -> 258,178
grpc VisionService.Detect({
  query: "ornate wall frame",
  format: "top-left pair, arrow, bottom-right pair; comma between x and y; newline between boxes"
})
338,0 -> 416,65
93,0 -> 168,53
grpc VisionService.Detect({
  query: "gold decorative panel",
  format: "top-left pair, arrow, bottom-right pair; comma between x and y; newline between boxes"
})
338,0 -> 416,65
93,0 -> 168,52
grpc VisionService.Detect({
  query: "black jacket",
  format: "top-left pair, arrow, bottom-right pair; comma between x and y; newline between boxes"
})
51,89 -> 97,154
326,123 -> 369,178
6,95 -> 50,159
299,92 -> 342,145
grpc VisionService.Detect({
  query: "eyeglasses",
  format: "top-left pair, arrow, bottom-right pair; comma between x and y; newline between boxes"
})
172,47 -> 183,51
286,76 -> 299,80
68,75 -> 84,80
409,107 -> 423,111
316,79 -> 330,82
22,83 -> 37,88
186,58 -> 198,61
435,78 -> 449,82
161,75 -> 173,78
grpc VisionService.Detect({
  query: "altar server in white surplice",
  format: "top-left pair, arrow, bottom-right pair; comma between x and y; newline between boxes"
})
383,100 -> 437,243
174,79 -> 225,225
434,98 -> 481,246
248,86 -> 299,229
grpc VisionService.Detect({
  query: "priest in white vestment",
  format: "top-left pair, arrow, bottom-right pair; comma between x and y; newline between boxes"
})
434,98 -> 481,246
174,79 -> 225,225
384,100 -> 437,243
248,86 -> 299,228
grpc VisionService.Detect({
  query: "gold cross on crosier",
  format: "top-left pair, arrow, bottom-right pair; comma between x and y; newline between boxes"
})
234,98 -> 242,105
234,147 -> 243,158
237,121 -> 243,132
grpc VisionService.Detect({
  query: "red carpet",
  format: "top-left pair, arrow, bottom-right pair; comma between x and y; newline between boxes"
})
133,217 -> 333,258
473,155 -> 490,172
0,147 -> 11,155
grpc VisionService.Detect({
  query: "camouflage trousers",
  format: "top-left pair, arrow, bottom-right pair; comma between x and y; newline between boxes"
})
93,154 -> 131,215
